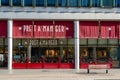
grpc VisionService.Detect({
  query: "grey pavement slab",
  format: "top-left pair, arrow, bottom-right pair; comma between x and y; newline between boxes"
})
0,69 -> 119,80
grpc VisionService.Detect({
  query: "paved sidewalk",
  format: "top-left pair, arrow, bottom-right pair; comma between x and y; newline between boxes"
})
0,69 -> 120,80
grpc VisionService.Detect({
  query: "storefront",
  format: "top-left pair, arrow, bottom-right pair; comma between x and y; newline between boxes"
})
12,20 -> 75,69
0,20 -> 119,69
0,20 -> 7,67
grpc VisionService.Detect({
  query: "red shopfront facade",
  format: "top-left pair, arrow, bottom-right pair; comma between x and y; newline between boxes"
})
79,21 -> 120,68
0,20 -> 117,69
12,20 -> 75,69
0,20 -> 7,67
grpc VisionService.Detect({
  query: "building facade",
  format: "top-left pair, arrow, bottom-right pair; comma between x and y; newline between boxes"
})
0,0 -> 120,70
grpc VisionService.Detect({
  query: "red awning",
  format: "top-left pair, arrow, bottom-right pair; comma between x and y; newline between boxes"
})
80,21 -> 99,38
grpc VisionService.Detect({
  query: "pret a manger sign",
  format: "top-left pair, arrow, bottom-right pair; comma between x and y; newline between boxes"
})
22,25 -> 65,32
13,21 -> 74,38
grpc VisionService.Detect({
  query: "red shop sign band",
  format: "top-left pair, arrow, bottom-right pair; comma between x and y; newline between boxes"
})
13,21 -> 74,38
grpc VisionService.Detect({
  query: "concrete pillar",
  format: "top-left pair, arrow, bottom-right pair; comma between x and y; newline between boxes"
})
74,20 -> 80,70
8,19 -> 13,70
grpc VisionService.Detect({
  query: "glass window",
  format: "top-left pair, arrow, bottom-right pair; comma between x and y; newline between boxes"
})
115,0 -> 120,7
47,0 -> 56,6
36,0 -> 44,6
97,47 -> 110,63
108,39 -> 118,45
98,39 -> 107,45
61,47 -> 74,63
102,0 -> 113,7
24,0 -> 32,6
1,0 -> 9,6
92,0 -> 100,7
88,39 -> 97,45
44,47 -> 59,63
13,0 -> 21,6
0,39 -> 3,45
13,39 -> 21,46
58,0 -> 67,7
110,47 -> 118,60
80,47 -> 94,63
58,39 -> 67,46
68,39 -> 74,45
81,0 -> 90,7
80,39 -> 87,45
68,0 -> 78,7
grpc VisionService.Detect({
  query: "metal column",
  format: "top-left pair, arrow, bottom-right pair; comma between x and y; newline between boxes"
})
8,19 -> 13,70
74,20 -> 80,70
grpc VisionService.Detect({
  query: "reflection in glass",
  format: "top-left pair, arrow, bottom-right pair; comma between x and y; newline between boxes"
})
102,0 -> 113,7
47,0 -> 56,6
109,47 -> 118,60
1,0 -> 9,6
36,0 -> 44,6
115,0 -> 120,7
92,0 -> 100,7
58,0 -> 67,7
61,47 -> 74,63
24,0 -> 32,6
81,0 -> 90,7
68,0 -> 78,7
13,0 -> 21,6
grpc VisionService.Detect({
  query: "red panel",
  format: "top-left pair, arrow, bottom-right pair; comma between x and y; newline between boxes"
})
100,21 -> 119,39
59,63 -> 75,69
43,63 -> 59,69
55,21 -> 74,38
80,63 -> 88,69
80,21 -> 99,38
12,63 -> 27,69
13,20 -> 33,38
0,20 -> 7,37
27,63 -> 43,69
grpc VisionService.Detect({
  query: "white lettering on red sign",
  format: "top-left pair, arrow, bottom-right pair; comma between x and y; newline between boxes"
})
20,25 -> 68,32
23,25 -> 32,32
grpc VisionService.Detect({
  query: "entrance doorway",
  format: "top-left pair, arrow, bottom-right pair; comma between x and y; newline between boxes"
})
31,47 -> 42,63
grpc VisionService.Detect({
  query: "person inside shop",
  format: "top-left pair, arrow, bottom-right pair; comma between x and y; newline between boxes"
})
20,53 -> 26,63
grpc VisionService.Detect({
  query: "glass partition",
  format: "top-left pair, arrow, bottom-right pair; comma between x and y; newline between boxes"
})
97,47 -> 110,63
36,0 -> 44,6
24,0 -> 32,6
1,0 -> 9,6
80,47 -> 94,63
92,0 -> 101,7
13,0 -> 21,6
102,0 -> 113,7
58,0 -> 68,7
80,0 -> 90,7
68,0 -> 78,7
47,0 -> 56,6
115,0 -> 120,7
